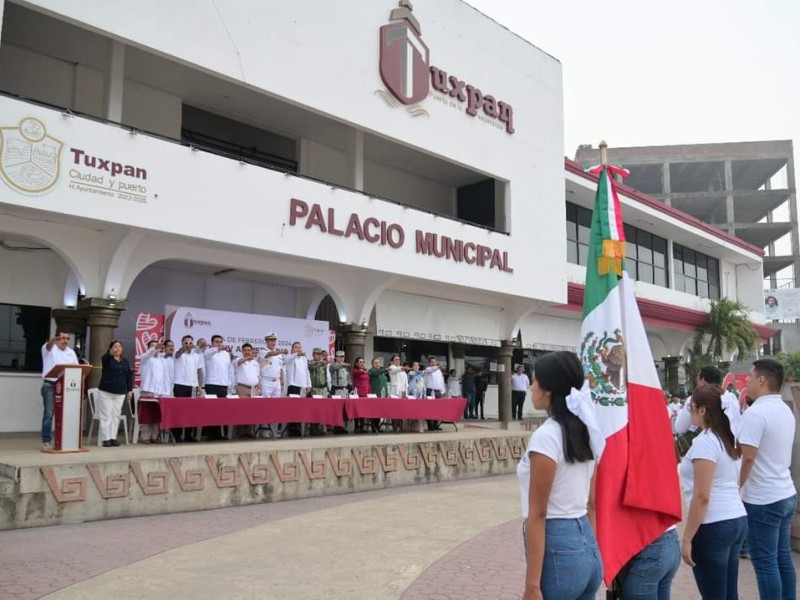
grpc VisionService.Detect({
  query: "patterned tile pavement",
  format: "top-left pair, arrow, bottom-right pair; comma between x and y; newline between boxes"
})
1,472 -> 799,599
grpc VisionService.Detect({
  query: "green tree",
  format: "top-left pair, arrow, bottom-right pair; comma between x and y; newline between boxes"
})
691,298 -> 758,362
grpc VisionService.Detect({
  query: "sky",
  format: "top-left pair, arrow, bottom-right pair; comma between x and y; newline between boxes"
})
465,0 -> 800,162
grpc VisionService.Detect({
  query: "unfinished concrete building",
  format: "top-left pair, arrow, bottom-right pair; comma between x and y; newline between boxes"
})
575,141 -> 798,286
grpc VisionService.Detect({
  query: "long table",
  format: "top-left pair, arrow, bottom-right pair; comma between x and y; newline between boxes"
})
136,396 -> 467,439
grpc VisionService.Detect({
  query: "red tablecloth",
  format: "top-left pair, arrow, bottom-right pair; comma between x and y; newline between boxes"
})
152,397 -> 346,428
343,397 -> 466,421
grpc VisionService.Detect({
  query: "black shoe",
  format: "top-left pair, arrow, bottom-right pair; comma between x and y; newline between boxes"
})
110,439 -> 120,447
102,440 -> 112,447
185,436 -> 198,443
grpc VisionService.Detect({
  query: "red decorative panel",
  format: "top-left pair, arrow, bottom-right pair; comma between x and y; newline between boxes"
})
459,441 -> 476,464
396,445 -> 422,470
375,447 -> 399,473
474,440 -> 492,463
419,443 -> 438,469
86,464 -> 130,499
490,438 -> 510,461
298,451 -> 327,479
130,461 -> 169,495
168,459 -> 204,491
269,453 -> 300,482
438,443 -> 459,466
239,455 -> 270,485
352,449 -> 378,475
205,456 -> 240,488
326,450 -> 353,477
40,467 -> 86,503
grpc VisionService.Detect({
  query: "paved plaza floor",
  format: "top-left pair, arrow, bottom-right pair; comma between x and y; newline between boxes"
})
0,473 -> 798,599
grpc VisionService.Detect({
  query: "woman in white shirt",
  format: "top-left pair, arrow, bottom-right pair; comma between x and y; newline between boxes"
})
679,384 -> 748,599
517,351 -> 603,600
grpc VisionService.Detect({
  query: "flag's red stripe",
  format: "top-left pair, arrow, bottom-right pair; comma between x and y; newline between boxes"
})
595,382 -> 682,584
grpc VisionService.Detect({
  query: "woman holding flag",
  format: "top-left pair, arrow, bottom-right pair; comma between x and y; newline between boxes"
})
518,351 -> 605,600
679,384 -> 748,599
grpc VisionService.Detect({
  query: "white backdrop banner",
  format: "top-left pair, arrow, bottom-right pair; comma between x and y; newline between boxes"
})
165,306 -> 329,356
764,289 -> 800,321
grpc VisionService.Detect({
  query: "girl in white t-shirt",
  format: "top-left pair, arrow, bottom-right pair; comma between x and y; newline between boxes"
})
679,384 -> 748,599
517,351 -> 603,600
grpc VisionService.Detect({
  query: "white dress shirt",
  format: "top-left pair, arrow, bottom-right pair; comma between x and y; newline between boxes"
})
41,343 -> 78,381
284,353 -> 311,388
236,358 -> 260,387
173,350 -> 202,387
204,348 -> 232,386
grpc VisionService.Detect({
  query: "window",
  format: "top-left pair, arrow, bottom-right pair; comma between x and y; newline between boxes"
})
566,203 -> 669,288
0,303 -> 51,372
673,244 -> 720,300
565,202 -> 592,267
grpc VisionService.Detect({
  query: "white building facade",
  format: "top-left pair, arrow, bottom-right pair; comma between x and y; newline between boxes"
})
0,0 -> 770,430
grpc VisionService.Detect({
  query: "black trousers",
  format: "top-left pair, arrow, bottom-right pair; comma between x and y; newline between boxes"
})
171,384 -> 194,441
512,391 -> 526,419
427,390 -> 444,430
204,384 -> 228,439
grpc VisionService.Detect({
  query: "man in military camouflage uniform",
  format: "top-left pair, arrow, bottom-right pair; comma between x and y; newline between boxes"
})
308,348 -> 329,435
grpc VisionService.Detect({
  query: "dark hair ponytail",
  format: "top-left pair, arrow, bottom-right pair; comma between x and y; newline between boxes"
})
533,351 -> 593,463
692,384 -> 740,460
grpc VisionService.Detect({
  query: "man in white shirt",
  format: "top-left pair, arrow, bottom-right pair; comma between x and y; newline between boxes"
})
284,341 -> 311,395
511,365 -> 530,420
202,334 -> 233,440
138,339 -> 174,443
423,357 -> 445,431
739,358 -> 797,599
40,331 -> 79,449
258,333 -> 286,438
203,335 -> 232,398
172,335 -> 203,442
235,343 -> 261,397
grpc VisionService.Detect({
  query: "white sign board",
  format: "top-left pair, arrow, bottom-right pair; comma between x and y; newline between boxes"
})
764,289 -> 800,321
165,306 -> 329,356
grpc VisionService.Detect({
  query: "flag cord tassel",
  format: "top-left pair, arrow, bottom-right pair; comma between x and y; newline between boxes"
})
598,240 -> 625,276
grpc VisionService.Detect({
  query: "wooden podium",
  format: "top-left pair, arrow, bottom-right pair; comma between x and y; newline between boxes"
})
43,364 -> 93,453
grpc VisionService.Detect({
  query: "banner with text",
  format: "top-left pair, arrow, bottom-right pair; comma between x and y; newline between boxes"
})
164,306 -> 329,357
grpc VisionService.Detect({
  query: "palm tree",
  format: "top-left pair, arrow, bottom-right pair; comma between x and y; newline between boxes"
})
692,298 -> 758,361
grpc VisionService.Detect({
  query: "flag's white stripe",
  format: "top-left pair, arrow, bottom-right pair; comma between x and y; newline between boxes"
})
620,274 -> 662,389
605,171 -> 622,241
581,287 -> 627,439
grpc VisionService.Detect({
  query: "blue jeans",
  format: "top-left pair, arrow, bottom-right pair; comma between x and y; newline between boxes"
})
40,381 -> 54,443
464,390 -> 476,417
523,516 -> 603,600
745,495 -> 797,600
690,516 -> 748,600
620,528 -> 680,599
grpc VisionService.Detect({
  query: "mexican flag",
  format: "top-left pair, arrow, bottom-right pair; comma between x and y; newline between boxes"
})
580,164 -> 682,585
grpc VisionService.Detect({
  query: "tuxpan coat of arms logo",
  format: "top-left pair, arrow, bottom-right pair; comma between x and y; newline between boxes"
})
581,328 -> 627,406
0,117 -> 63,195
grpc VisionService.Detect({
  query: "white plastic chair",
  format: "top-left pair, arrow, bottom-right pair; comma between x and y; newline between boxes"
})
128,387 -> 141,444
87,387 -> 129,446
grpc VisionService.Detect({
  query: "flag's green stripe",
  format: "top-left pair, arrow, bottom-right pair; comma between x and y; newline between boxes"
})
582,170 -> 621,319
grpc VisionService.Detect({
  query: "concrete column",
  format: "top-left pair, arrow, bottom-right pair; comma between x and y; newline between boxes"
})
345,129 -> 364,192
724,160 -> 735,235
297,138 -> 311,177
339,324 -> 368,366
497,340 -> 515,423
0,1 -> 7,74
104,40 -> 125,123
667,239 -> 676,290
78,297 -> 128,389
786,155 -> 800,287
663,355 -> 686,394
662,162 -> 671,206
